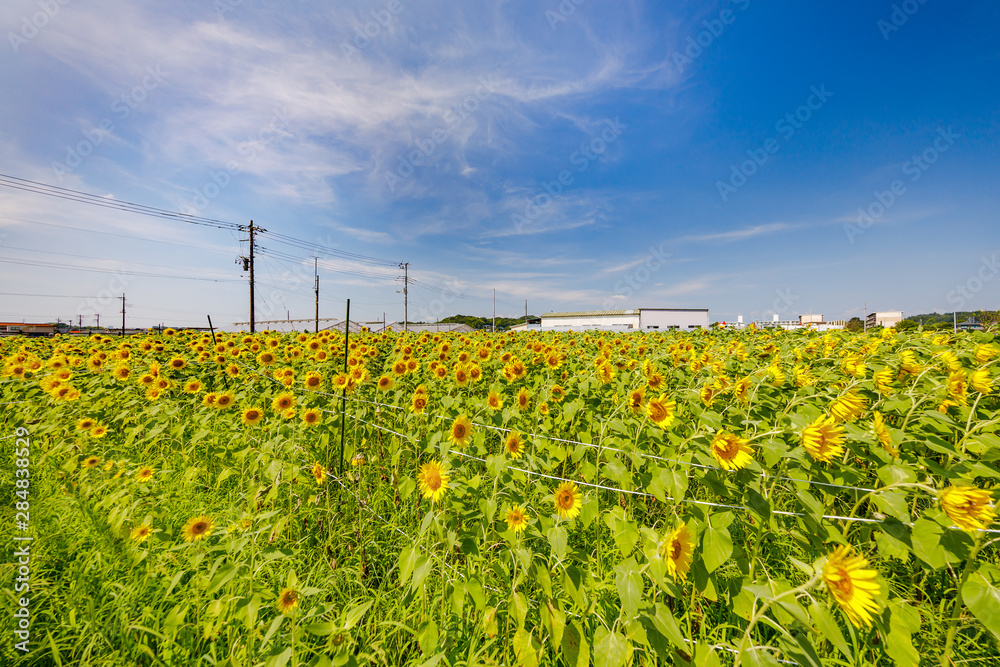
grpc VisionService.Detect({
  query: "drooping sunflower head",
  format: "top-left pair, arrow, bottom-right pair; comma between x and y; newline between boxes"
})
970,368 -> 993,394
646,395 -> 676,428
449,415 -> 473,447
553,481 -> 582,520
627,387 -> 646,414
830,390 -> 866,422
312,462 -> 326,484
802,415 -> 845,463
659,522 -> 693,581
939,486 -> 996,532
822,545 -> 881,628
710,432 -> 754,471
417,460 -> 450,502
181,515 -> 214,542
276,588 -> 300,614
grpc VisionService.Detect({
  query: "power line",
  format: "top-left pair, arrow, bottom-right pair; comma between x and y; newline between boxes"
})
0,173 -> 243,231
0,256 -> 242,282
0,214 -> 237,256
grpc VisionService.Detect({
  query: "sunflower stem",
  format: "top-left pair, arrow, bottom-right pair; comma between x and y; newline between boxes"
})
939,535 -> 1000,666
734,573 -> 819,667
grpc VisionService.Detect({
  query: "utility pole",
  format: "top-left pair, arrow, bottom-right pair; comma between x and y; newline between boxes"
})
863,301 -> 867,332
78,315 -> 82,328
249,222 -> 256,333
525,299 -> 528,324
314,257 -> 319,334
954,310 -> 958,333
401,262 -> 409,333
493,289 -> 496,332
119,293 -> 126,337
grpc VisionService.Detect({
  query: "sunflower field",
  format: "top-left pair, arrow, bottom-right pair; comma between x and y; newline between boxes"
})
2,325 -> 1000,666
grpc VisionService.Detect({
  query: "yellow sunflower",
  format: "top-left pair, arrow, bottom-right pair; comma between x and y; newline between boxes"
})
872,412 -> 897,457
181,515 -> 214,542
76,417 -> 96,431
627,387 -> 646,414
276,588 -> 300,614
241,407 -> 264,426
449,415 -> 472,447
272,392 -> 295,412
822,545 -> 881,628
487,391 -> 503,410
646,394 -> 676,429
90,425 -> 108,438
710,432 -> 754,471
377,375 -> 394,392
302,408 -> 321,426
135,466 -> 155,483
553,481 -> 582,520
970,368 -> 993,394
830,390 -> 866,422
417,460 -> 450,502
130,524 -> 152,543
82,455 -> 100,469
802,415 -> 845,463
214,392 -> 235,409
505,505 -> 529,534
504,431 -> 525,459
312,463 -> 326,484
659,522 -> 693,581
939,486 -> 996,532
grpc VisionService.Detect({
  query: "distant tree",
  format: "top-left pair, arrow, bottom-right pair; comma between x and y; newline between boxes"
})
975,310 -> 1000,331
845,317 -> 864,333
897,318 -> 918,331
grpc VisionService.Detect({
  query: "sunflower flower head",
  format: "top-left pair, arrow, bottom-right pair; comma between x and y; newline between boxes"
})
830,390 -> 866,422
417,460 -> 450,502
504,431 -> 525,459
822,545 -> 881,628
659,522 -> 693,581
711,432 -> 754,471
553,481 -> 582,520
276,588 -> 300,614
449,415 -> 473,447
940,486 -> 996,532
505,505 -> 529,534
646,394 -> 676,429
181,515 -> 214,542
802,415 -> 846,463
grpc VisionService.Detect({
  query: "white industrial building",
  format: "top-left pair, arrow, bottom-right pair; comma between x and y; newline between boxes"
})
539,308 -> 709,332
866,311 -> 903,328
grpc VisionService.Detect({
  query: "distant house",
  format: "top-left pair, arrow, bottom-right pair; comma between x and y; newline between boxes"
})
958,318 -> 984,331
0,322 -> 56,337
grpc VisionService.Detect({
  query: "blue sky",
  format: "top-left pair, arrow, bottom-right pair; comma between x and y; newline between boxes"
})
1,0 -> 998,329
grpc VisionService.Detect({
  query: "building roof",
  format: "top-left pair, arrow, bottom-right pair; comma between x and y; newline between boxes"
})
542,308 -> 709,318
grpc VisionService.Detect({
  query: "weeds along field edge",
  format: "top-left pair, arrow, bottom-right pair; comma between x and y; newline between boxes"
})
1,326 -> 999,666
